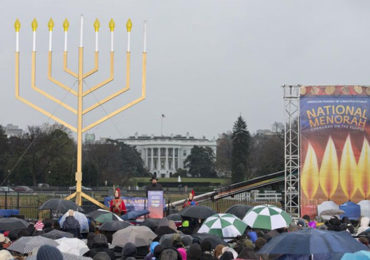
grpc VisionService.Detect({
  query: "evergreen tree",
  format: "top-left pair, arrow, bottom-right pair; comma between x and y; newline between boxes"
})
231,116 -> 250,183
184,146 -> 216,178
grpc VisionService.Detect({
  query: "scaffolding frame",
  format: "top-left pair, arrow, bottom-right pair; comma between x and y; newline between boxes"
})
283,85 -> 300,218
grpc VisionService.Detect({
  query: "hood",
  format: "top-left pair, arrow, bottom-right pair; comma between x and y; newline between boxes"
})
122,242 -> 137,257
360,217 -> 370,228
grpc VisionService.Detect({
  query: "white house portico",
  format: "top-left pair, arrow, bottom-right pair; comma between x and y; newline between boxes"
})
117,134 -> 216,178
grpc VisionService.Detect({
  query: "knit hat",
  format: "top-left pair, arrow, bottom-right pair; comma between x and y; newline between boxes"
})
187,244 -> 202,260
93,252 -> 111,260
160,248 -> 180,260
37,245 -> 63,260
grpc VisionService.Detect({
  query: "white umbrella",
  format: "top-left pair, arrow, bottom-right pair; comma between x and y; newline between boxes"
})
59,211 -> 89,233
318,201 -> 340,221
56,237 -> 89,256
8,236 -> 57,254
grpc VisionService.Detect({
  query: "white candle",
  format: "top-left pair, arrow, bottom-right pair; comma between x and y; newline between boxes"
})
95,31 -> 98,52
127,32 -> 131,52
32,31 -> 36,52
143,21 -> 147,52
16,32 -> 19,52
111,31 -> 114,52
64,31 -> 68,51
80,15 -> 84,47
49,31 -> 52,51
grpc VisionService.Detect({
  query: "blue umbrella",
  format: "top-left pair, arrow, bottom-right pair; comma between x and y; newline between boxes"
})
121,209 -> 150,220
258,229 -> 367,257
341,250 -> 370,260
59,211 -> 89,233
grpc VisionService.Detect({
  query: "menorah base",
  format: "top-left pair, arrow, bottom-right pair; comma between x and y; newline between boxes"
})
65,191 -> 108,210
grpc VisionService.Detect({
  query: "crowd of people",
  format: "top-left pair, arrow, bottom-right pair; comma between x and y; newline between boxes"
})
0,207 -> 367,260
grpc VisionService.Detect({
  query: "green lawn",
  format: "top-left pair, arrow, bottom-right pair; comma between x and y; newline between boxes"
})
133,177 -> 229,184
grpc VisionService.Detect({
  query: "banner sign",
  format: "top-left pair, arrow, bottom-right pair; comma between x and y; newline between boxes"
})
300,86 -> 370,217
147,190 -> 164,219
104,196 -> 146,211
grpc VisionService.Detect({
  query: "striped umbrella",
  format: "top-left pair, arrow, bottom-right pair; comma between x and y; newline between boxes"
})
242,204 -> 292,230
197,213 -> 247,239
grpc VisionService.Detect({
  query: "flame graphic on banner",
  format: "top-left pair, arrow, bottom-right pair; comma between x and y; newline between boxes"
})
319,136 -> 339,200
358,138 -> 370,199
340,135 -> 358,201
301,143 -> 320,200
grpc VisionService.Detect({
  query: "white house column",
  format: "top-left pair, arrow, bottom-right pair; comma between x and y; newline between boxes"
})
165,147 -> 169,174
151,147 -> 154,171
172,148 -> 175,170
158,147 -> 161,170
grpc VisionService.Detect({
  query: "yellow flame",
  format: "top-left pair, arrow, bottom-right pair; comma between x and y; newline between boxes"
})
126,19 -> 132,32
48,18 -> 54,31
63,19 -> 70,32
94,18 -> 100,32
14,19 -> 21,32
340,135 -> 358,200
358,138 -> 370,199
109,18 -> 115,32
31,18 -> 38,32
301,143 -> 320,200
319,136 -> 339,200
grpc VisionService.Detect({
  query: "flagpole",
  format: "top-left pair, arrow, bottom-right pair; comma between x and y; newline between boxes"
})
161,114 -> 163,136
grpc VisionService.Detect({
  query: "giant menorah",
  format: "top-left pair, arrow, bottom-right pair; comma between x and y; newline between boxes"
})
14,16 -> 147,207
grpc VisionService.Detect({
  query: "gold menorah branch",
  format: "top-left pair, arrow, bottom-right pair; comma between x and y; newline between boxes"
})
14,16 -> 147,207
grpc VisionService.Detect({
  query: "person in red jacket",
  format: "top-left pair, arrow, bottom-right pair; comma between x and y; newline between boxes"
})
182,190 -> 198,208
110,188 -> 127,216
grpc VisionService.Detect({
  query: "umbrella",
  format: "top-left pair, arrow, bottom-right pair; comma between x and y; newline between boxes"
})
56,237 -> 89,256
155,218 -> 178,236
99,220 -> 131,232
112,226 -> 156,247
198,213 -> 247,239
39,199 -> 83,214
87,209 -> 122,224
243,204 -> 292,230
121,209 -> 150,220
167,213 -> 182,222
341,250 -> 370,260
8,236 -> 58,254
258,229 -> 368,257
142,218 -> 162,232
226,204 -> 253,219
41,229 -> 74,239
180,205 -> 216,219
0,217 -> 29,231
59,211 -> 89,233
192,233 -> 228,249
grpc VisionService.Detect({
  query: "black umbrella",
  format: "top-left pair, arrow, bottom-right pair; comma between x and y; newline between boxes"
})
258,229 -> 368,257
167,213 -> 182,222
180,205 -> 216,219
0,217 -> 29,231
155,218 -> 177,236
99,221 -> 131,232
141,218 -> 162,232
39,199 -> 83,214
41,229 -> 73,239
192,233 -> 228,249
225,204 -> 252,219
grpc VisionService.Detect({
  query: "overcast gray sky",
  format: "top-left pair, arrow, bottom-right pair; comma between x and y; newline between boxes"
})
1,0 -> 370,140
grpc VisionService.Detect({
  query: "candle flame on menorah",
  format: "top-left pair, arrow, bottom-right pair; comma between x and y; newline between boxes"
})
13,16 -> 148,207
